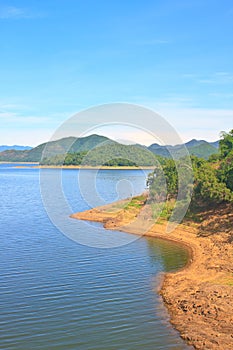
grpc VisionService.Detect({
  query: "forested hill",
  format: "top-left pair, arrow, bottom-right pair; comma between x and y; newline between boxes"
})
41,143 -> 157,167
0,145 -> 32,152
0,135 -> 116,163
148,139 -> 218,159
148,129 -> 233,221
0,134 -> 219,164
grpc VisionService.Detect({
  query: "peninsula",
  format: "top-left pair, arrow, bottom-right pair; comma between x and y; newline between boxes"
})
71,129 -> 233,349
71,195 -> 233,350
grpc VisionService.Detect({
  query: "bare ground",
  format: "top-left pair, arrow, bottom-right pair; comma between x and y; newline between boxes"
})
71,200 -> 233,350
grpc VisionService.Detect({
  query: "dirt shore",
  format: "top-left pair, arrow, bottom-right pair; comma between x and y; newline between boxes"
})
71,199 -> 233,350
15,165 -> 155,170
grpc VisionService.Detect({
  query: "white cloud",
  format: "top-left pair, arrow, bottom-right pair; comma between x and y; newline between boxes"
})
0,129 -> 54,147
1,98 -> 232,146
183,71 -> 233,85
0,6 -> 28,19
0,101 -> 68,125
157,107 -> 233,142
0,103 -> 27,110
208,92 -> 233,99
0,113 -> 50,124
0,100 -> 71,145
136,95 -> 195,110
84,125 -> 158,146
0,103 -> 49,124
0,6 -> 44,19
130,97 -> 233,142
134,39 -> 170,46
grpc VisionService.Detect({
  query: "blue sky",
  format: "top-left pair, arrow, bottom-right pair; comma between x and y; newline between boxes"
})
0,0 -> 233,146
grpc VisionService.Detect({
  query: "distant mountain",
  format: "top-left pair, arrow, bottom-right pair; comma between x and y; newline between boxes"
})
148,139 -> 219,159
210,140 -> 219,149
185,139 -> 219,150
187,141 -> 218,159
0,135 -> 117,162
148,143 -> 170,158
0,134 -> 220,163
0,145 -> 32,152
184,139 -> 206,148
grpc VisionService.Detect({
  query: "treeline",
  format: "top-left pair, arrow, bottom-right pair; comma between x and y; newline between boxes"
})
148,129 -> 233,213
41,151 -> 88,166
40,143 -> 158,166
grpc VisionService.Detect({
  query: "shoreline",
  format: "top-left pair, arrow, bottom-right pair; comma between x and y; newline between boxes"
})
14,164 -> 155,170
71,199 -> 233,350
0,161 -> 39,164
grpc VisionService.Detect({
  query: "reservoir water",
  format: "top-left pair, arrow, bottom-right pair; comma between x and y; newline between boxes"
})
0,164 -> 192,349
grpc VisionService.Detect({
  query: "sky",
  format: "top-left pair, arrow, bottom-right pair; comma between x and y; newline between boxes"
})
0,0 -> 233,146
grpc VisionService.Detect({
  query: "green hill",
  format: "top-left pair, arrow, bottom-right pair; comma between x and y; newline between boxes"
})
188,142 -> 218,159
41,142 -> 158,167
79,143 -> 157,166
148,139 -> 219,159
0,134 -> 219,164
0,135 -> 115,162
0,145 -> 32,152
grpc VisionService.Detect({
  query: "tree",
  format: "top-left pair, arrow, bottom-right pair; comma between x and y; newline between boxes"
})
147,154 -> 233,217
147,159 -> 177,201
219,129 -> 233,158
191,156 -> 233,204
217,150 -> 233,191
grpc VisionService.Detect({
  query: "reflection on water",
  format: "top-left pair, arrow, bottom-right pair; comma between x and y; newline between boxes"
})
146,237 -> 189,272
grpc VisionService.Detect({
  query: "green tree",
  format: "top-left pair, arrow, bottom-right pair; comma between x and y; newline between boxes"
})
219,129 -> 233,158
191,156 -> 233,204
217,150 -> 233,191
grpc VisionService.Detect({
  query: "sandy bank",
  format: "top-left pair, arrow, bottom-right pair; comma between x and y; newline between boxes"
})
1,162 -> 39,165
71,199 -> 233,350
15,165 -> 155,170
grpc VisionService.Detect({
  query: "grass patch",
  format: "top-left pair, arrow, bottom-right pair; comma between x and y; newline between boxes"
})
123,195 -> 147,211
151,200 -> 176,220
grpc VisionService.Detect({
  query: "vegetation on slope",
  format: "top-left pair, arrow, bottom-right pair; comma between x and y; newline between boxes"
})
0,135 -> 115,162
0,134 -> 219,163
0,145 -> 32,152
147,129 -> 233,222
148,139 -> 218,159
41,143 -> 158,166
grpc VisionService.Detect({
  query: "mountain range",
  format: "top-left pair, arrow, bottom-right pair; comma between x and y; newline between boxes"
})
0,135 -> 219,163
0,145 -> 32,152
148,139 -> 219,159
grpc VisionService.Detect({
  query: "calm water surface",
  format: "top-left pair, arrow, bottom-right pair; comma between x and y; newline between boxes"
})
0,164 -> 192,349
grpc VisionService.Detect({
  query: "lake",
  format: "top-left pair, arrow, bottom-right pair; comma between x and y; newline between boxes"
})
0,164 -> 192,349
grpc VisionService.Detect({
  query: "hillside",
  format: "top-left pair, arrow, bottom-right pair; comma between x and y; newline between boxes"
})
188,141 -> 218,159
0,135 -> 116,162
148,129 -> 233,220
70,129 -> 233,350
148,139 -> 219,159
0,134 -> 219,163
0,145 -> 32,152
41,142 -> 158,167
